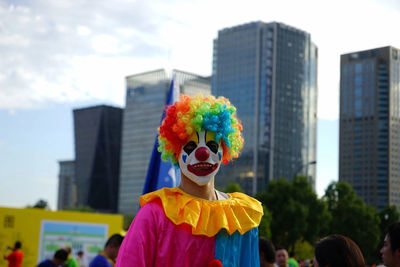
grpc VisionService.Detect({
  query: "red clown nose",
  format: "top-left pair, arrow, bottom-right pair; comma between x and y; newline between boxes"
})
207,259 -> 222,267
195,147 -> 210,161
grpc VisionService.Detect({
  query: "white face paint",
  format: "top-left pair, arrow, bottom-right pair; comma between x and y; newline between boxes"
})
179,130 -> 223,185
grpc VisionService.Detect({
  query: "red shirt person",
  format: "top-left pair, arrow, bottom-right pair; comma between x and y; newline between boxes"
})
4,241 -> 24,267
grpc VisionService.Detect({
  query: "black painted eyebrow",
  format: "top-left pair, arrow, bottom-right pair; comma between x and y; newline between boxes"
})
196,131 -> 200,143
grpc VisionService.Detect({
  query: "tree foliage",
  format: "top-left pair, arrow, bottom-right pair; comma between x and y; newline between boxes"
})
258,205 -> 272,239
65,205 -> 94,212
379,205 -> 400,239
324,182 -> 381,263
223,182 -> 243,193
123,214 -> 135,231
27,199 -> 50,209
256,176 -> 329,253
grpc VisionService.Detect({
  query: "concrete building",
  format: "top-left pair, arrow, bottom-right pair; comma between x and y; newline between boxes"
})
118,69 -> 210,215
57,160 -> 76,210
339,46 -> 400,209
212,21 -> 318,195
74,105 -> 123,213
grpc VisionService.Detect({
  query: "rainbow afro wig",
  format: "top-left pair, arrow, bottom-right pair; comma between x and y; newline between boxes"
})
158,94 -> 244,165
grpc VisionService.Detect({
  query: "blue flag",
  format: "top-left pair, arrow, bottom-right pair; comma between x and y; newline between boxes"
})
142,76 -> 181,195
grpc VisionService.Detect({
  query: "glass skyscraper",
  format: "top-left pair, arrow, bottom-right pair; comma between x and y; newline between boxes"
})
118,69 -> 210,215
57,160 -> 76,210
340,46 -> 400,209
74,105 -> 123,213
212,21 -> 317,194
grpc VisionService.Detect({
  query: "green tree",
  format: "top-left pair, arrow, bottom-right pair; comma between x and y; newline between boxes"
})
324,182 -> 381,264
123,214 -> 135,231
223,182 -> 243,193
65,205 -> 94,212
27,199 -> 49,209
258,205 -> 272,239
256,176 -> 329,253
379,205 -> 400,238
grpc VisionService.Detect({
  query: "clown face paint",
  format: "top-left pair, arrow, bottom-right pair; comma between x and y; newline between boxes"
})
179,130 -> 223,185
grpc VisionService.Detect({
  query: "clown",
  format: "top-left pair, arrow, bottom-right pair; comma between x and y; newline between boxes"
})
116,94 -> 263,267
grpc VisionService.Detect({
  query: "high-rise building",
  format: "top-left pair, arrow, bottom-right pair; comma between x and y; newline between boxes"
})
339,46 -> 400,210
57,160 -> 76,210
74,105 -> 123,213
212,21 -> 318,194
118,69 -> 210,215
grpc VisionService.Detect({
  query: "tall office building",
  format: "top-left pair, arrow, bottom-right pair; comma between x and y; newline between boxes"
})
57,160 -> 76,210
74,105 -> 123,213
339,46 -> 400,210
118,69 -> 210,215
212,21 -> 318,194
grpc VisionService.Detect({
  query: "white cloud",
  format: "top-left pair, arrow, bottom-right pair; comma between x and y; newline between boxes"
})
77,25 -> 91,36
0,0 -> 399,120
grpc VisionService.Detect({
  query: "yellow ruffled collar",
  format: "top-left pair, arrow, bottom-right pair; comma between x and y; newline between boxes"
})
139,187 -> 263,237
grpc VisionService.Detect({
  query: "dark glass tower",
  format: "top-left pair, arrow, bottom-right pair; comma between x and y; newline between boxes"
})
340,46 -> 400,209
74,105 -> 123,213
212,22 -> 318,194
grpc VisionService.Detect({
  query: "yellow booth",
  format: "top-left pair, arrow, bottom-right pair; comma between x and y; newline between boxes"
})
0,207 -> 123,267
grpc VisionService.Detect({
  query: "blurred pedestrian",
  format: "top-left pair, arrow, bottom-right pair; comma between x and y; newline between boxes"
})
314,234 -> 365,267
276,248 -> 289,267
76,251 -> 84,267
89,234 -> 123,267
380,222 -> 400,267
37,249 -> 68,267
259,237 -> 275,267
64,247 -> 79,267
288,252 -> 299,267
3,241 -> 24,267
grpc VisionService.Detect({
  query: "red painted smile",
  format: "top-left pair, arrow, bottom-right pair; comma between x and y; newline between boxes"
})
187,162 -> 219,176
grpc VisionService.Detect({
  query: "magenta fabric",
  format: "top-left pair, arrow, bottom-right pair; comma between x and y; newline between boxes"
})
115,199 -> 216,267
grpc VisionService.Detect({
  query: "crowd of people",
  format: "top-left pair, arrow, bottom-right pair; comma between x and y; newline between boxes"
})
258,222 -> 400,267
4,222 -> 400,267
3,234 -> 124,267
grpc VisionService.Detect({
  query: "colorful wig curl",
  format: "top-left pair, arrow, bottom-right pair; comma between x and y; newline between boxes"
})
158,94 -> 244,165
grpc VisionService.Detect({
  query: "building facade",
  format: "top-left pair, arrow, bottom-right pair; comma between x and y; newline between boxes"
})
339,46 -> 400,209
212,21 -> 318,194
118,69 -> 210,215
57,160 -> 76,210
74,105 -> 123,213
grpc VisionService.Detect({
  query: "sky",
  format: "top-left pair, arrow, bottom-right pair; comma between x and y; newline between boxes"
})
0,0 -> 399,210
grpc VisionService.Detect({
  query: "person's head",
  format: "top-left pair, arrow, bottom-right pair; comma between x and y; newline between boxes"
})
158,94 -> 243,186
53,249 -> 68,266
276,248 -> 289,267
259,237 -> 275,266
77,251 -> 84,258
104,234 -> 124,262
314,234 -> 365,267
14,241 -> 22,250
381,222 -> 400,267
65,247 -> 72,255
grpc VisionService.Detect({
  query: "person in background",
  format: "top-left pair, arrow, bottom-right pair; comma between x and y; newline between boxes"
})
76,251 -> 85,267
276,248 -> 290,267
288,252 -> 299,267
380,222 -> 400,267
64,248 -> 79,267
37,249 -> 68,267
3,241 -> 24,267
259,237 -> 276,267
313,234 -> 365,267
89,234 -> 123,267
